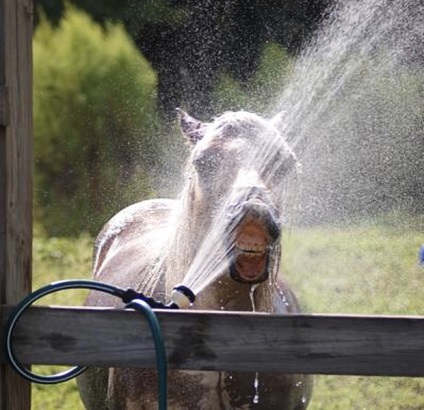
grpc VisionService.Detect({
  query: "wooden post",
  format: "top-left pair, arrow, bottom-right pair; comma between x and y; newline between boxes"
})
0,0 -> 33,409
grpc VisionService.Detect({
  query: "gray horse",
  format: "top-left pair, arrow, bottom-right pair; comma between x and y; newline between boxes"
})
77,110 -> 312,409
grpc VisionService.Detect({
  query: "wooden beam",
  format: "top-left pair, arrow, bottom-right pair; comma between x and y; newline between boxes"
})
1,307 -> 424,377
0,86 -> 9,127
0,0 -> 33,408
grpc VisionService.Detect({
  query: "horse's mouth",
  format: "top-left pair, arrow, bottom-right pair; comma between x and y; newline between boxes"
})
231,245 -> 269,283
229,217 -> 276,284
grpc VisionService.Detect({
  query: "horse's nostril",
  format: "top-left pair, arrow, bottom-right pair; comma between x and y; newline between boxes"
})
242,205 -> 260,219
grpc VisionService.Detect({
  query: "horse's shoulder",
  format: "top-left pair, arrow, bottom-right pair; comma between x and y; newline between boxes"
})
93,198 -> 176,274
109,198 -> 175,221
97,198 -> 175,237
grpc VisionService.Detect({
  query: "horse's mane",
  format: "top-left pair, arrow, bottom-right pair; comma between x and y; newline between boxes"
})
165,171 -> 199,287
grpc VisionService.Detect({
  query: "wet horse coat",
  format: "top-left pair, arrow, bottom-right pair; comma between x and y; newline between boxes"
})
77,110 -> 312,409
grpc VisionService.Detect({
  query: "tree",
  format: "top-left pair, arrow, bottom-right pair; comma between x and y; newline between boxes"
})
34,0 -> 330,118
34,6 -> 160,235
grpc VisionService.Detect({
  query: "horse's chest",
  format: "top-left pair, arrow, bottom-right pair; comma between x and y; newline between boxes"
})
165,369 -> 308,410
194,279 -> 259,312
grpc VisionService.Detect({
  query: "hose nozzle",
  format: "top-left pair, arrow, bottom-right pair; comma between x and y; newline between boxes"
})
170,285 -> 195,309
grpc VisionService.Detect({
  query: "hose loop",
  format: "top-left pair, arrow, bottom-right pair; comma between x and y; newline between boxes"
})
3,279 -> 170,400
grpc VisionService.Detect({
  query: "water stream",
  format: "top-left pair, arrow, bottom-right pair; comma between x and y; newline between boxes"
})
249,284 -> 260,405
177,0 -> 422,295
271,0 -> 423,224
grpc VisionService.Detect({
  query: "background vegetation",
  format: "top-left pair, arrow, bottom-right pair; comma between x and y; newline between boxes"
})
34,6 -> 160,235
32,220 -> 424,409
32,5 -> 302,236
34,0 -> 329,118
32,2 -> 423,237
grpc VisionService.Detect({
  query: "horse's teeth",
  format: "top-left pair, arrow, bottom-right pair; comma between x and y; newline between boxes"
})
236,243 -> 266,254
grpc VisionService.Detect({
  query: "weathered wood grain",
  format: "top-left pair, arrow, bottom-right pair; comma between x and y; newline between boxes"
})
0,86 -> 8,127
0,0 -> 33,408
1,306 -> 424,377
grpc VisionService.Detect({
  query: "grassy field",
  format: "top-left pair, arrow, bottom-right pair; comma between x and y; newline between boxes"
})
31,216 -> 424,409
282,217 -> 424,410
32,232 -> 92,409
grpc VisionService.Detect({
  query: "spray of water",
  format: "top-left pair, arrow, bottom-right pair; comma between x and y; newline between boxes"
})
177,155 -> 269,294
170,0 -> 423,296
270,0 -> 423,223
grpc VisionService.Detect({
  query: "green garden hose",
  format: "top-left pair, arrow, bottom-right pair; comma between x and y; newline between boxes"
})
3,279 -> 195,410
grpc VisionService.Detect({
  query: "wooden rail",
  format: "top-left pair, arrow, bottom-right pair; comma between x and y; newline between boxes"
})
1,306 -> 424,377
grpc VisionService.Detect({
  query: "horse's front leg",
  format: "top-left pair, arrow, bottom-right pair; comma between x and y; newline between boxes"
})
106,368 -> 159,410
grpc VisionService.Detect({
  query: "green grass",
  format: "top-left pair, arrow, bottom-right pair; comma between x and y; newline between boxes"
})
30,217 -> 424,409
283,219 -> 424,410
283,221 -> 423,315
32,233 -> 92,410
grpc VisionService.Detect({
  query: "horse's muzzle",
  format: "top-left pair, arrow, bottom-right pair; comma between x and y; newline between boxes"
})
226,188 -> 281,284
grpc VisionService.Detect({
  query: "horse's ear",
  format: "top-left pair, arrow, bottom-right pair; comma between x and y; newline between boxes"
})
176,108 -> 204,145
269,111 -> 286,129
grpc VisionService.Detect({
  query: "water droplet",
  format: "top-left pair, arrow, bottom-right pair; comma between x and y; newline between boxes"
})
253,372 -> 260,404
250,284 -> 259,312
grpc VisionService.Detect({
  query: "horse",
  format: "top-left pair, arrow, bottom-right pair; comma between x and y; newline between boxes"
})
77,109 -> 312,409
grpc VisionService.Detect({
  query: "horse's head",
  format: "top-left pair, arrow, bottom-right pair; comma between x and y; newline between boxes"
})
178,109 -> 298,285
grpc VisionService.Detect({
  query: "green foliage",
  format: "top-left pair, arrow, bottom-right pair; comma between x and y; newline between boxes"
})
35,1 -> 326,117
34,5 -> 160,236
251,42 -> 294,112
212,42 -> 294,115
211,72 -> 249,113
